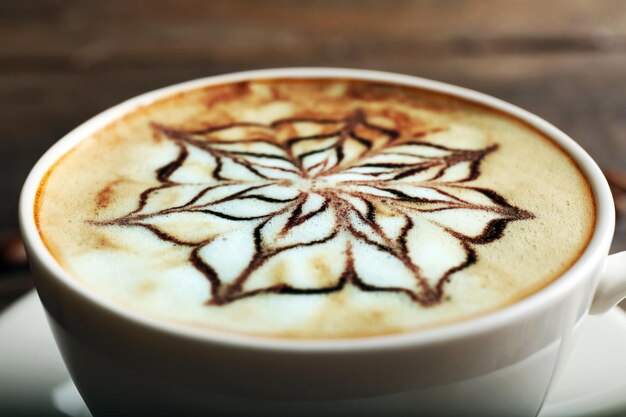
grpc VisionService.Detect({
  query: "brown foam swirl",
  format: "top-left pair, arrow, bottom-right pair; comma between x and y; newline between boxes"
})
92,108 -> 533,307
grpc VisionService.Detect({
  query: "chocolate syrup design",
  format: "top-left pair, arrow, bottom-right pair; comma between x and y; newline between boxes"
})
95,109 -> 533,306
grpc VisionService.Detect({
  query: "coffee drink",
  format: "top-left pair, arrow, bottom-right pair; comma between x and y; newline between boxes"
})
35,78 -> 595,338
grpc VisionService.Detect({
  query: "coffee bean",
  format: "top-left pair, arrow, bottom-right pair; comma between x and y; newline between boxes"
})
0,234 -> 27,270
604,168 -> 626,192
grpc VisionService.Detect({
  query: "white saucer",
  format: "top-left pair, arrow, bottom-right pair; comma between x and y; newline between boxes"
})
1,292 -> 626,417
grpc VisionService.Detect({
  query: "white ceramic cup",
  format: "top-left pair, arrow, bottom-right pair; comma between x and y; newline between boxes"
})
19,68 -> 626,417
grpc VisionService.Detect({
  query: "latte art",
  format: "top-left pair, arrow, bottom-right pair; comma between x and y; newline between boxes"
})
35,79 -> 595,338
94,110 -> 532,307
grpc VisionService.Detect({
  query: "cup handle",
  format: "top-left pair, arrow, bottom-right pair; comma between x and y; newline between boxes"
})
590,251 -> 626,314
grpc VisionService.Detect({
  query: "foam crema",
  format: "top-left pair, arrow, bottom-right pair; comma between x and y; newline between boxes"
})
35,79 -> 595,338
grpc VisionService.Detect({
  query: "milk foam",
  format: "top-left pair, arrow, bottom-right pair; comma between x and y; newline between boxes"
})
35,79 -> 595,338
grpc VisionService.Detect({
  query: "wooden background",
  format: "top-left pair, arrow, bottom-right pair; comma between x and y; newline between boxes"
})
1,0 -> 625,310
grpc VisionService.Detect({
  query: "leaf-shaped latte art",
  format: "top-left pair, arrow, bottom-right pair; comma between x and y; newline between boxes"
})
94,109 -> 533,306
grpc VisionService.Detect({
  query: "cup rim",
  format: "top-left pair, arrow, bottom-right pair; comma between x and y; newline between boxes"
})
19,67 -> 615,352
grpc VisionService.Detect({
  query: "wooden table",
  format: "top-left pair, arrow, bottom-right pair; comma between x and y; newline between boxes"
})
1,0 -> 625,310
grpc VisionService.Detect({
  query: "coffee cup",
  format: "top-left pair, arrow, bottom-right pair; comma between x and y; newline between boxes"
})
19,68 -> 626,416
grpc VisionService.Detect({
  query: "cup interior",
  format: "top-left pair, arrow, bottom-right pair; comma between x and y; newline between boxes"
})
19,67 -> 615,351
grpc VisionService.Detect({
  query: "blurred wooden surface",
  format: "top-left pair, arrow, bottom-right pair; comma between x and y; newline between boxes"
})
1,0 -> 625,309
